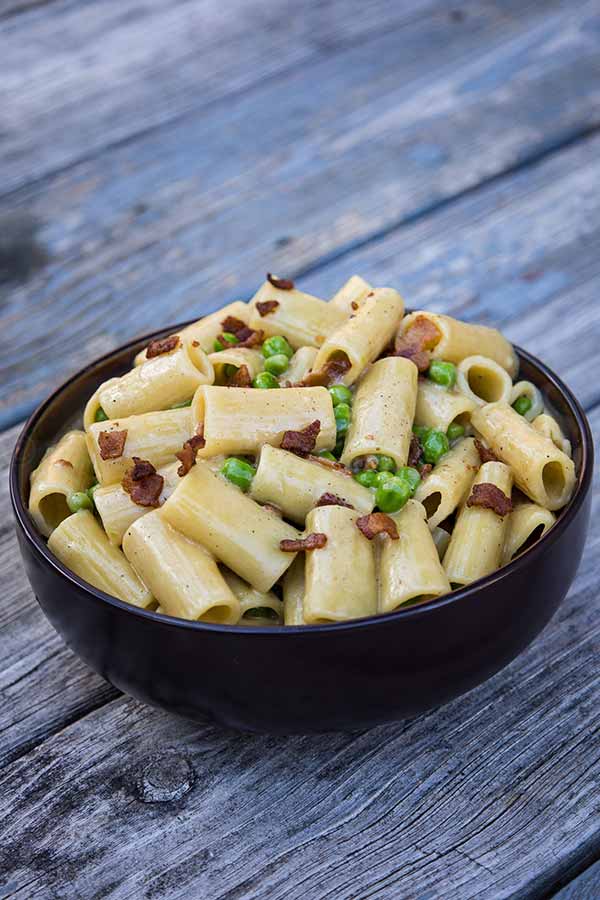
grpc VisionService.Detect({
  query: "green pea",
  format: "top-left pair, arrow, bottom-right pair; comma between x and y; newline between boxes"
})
513,395 -> 532,416
213,332 -> 239,352
171,398 -> 193,408
377,455 -> 396,473
412,425 -> 430,441
328,384 -> 353,407
375,476 -> 411,514
396,466 -> 421,494
252,371 -> 280,390
264,353 -> 289,376
354,470 -> 378,488
334,402 -> 351,437
421,429 -> 450,465
220,457 -> 256,491
262,335 -> 293,359
67,491 -> 93,513
374,470 -> 394,487
428,359 -> 457,388
317,450 -> 337,461
244,607 -> 279,620
94,406 -> 109,423
447,422 -> 465,442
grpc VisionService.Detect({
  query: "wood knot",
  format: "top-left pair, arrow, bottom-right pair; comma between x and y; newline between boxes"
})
135,750 -> 195,804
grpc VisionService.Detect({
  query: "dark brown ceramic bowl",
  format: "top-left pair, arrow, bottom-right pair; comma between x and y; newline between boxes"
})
10,325 -> 593,733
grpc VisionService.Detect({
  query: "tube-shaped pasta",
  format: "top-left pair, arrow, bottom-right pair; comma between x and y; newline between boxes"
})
283,556 -> 305,625
532,413 -> 572,457
329,275 -> 373,315
192,385 -> 336,457
84,378 -> 120,431
471,402 -> 575,510
161,460 -> 299,592
502,502 -> 556,565
456,355 -> 513,406
510,381 -> 544,421
341,357 -> 417,468
414,380 -> 477,433
48,510 -> 153,607
250,445 -> 374,524
94,461 -> 180,545
222,569 -> 283,625
134,301 -> 250,365
98,338 -> 214,419
443,461 -> 513,586
401,311 -> 518,376
283,346 -> 318,385
379,500 -> 451,612
87,407 -> 191,485
248,280 -> 345,349
123,511 -> 240,623
414,437 -> 480,529
431,525 -> 451,560
312,288 -> 405,386
29,431 -> 95,537
208,347 -> 264,384
303,505 -> 377,623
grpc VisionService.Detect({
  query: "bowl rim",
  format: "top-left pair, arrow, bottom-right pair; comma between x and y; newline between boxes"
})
10,322 -> 594,636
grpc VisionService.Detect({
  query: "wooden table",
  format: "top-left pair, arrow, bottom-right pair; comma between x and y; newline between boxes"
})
1,1 -> 599,896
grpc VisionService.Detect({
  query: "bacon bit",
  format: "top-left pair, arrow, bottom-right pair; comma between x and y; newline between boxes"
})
307,454 -> 352,476
408,434 -> 422,468
315,492 -> 354,509
351,301 -> 359,311
419,463 -> 433,478
467,483 -> 513,517
393,315 -> 440,372
280,533 -> 327,552
280,420 -> 321,457
267,273 -> 294,290
192,340 -> 200,347
228,364 -> 252,387
256,300 -> 280,316
55,458 -> 73,468
236,327 -> 263,348
122,457 -> 164,507
474,438 -> 499,464
146,335 -> 180,359
296,355 -> 351,387
356,512 -> 399,541
176,433 -> 206,477
98,429 -> 127,460
395,345 -> 431,372
221,315 -> 247,334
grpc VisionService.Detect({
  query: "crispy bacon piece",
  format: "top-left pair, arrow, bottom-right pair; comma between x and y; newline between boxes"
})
418,463 -> 433,479
146,335 -> 180,359
474,438 -> 499,464
221,315 -> 246,333
307,454 -> 352,476
122,457 -> 164,507
356,512 -> 399,540
280,533 -> 327,552
408,434 -> 422,468
176,432 -> 206,477
393,315 -> 440,372
98,429 -> 127,460
236,327 -> 263,348
350,301 -> 359,311
466,483 -> 512,517
280,420 -> 321,457
228,364 -> 252,387
315,492 -> 354,509
296,355 -> 351,387
256,300 -> 280,316
267,273 -> 294,290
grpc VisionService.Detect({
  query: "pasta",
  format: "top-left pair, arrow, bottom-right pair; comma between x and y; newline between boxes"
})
31,273 -> 578,627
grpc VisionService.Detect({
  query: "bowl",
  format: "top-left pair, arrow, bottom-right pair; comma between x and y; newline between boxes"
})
10,324 -> 594,733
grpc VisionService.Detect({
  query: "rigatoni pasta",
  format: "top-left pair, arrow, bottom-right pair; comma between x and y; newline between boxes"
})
32,272 -> 578,627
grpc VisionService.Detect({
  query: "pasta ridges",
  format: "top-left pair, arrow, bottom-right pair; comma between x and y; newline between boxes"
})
98,429 -> 127,460
266,273 -> 294,290
146,335 -> 180,358
356,512 -> 399,541
466,483 -> 512,517
280,533 -> 327,552
122,458 -> 164,508
280,420 -> 321,457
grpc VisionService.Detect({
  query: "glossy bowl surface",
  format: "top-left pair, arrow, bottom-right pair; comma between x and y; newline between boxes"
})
10,325 -> 593,732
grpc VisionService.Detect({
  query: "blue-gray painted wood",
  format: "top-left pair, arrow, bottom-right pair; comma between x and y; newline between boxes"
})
1,0 -> 600,427
552,858 -> 600,900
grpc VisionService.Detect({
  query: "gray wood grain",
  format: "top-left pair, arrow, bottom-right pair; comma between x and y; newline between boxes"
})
2,0 -> 599,427
0,0 -> 440,193
552,859 -> 600,900
0,402 -> 598,899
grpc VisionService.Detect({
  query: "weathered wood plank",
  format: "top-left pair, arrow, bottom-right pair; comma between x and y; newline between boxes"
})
2,0 -> 599,426
0,0 -> 441,193
0,402 -> 597,899
553,859 -> 600,900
